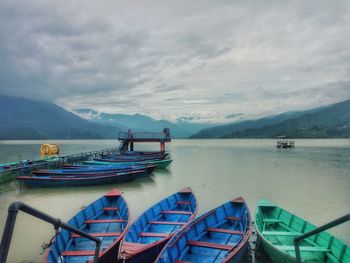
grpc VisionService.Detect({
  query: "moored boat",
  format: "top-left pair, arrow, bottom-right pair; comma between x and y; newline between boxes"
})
155,197 -> 252,263
43,189 -> 129,263
255,199 -> 350,263
118,187 -> 198,263
83,159 -> 173,169
17,168 -> 152,187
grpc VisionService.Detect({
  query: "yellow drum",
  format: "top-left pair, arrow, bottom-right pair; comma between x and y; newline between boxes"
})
40,144 -> 60,155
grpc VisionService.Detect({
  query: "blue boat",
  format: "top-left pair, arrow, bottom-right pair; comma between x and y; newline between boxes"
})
155,197 -> 252,263
43,189 -> 129,263
118,187 -> 198,263
17,168 -> 153,187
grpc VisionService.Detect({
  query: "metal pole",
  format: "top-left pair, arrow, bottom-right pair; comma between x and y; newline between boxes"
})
294,213 -> 350,263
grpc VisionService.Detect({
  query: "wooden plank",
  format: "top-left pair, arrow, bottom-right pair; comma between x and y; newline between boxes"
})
138,232 -> 169,238
263,218 -> 280,223
148,221 -> 186,225
85,219 -> 125,224
161,210 -> 192,215
71,232 -> 120,238
103,207 -> 118,211
188,240 -> 234,251
262,231 -> 302,236
207,228 -> 243,235
275,245 -> 330,252
176,201 -> 191,205
62,250 -> 96,256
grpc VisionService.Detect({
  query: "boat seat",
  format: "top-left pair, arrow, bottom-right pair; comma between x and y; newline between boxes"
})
206,228 -> 243,235
275,245 -> 330,252
161,210 -> 192,215
62,250 -> 96,256
71,232 -> 121,238
262,231 -> 302,236
176,201 -> 191,205
103,207 -> 118,211
138,232 -> 169,238
85,219 -> 125,224
263,218 -> 280,223
226,216 -> 241,221
148,221 -> 186,225
188,240 -> 234,251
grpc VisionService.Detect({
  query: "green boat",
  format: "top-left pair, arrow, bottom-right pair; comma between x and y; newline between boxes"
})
256,199 -> 350,263
82,159 -> 173,169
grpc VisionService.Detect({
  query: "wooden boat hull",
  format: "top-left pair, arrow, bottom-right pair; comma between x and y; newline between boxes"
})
155,197 -> 252,263
255,199 -> 350,263
17,169 -> 150,187
83,159 -> 173,169
43,189 -> 129,263
118,187 -> 198,263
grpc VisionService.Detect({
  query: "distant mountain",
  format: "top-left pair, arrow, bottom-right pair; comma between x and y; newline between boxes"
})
74,109 -> 215,138
0,96 -> 121,139
191,99 -> 350,139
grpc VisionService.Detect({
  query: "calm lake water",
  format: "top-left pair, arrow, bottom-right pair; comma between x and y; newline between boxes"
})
0,139 -> 349,262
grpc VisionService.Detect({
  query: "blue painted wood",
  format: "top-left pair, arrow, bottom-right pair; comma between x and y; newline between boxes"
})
43,189 -> 129,263
118,187 -> 198,263
16,168 -> 153,187
155,197 -> 252,263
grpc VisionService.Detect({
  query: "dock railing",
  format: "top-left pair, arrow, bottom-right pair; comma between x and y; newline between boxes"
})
294,213 -> 350,263
0,201 -> 101,263
118,131 -> 171,140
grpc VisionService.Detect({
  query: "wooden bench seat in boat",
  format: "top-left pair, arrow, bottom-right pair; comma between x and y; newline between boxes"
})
148,221 -> 186,225
274,245 -> 330,252
71,232 -> 121,238
188,240 -> 234,251
84,219 -> 125,224
138,232 -> 169,238
103,207 -> 118,211
263,218 -> 280,223
206,228 -> 243,235
262,231 -> 302,236
62,250 -> 97,256
161,210 -> 192,215
226,216 -> 241,221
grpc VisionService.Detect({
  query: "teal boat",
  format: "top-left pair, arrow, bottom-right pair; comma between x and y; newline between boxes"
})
256,199 -> 350,263
82,159 -> 173,169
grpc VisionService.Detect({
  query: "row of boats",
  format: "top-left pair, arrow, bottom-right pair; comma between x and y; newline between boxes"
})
16,151 -> 173,187
43,188 -> 349,263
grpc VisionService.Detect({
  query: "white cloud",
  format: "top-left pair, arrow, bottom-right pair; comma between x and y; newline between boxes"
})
0,0 -> 349,123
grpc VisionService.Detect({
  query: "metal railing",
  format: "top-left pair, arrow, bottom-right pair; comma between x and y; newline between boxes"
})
0,202 -> 101,263
118,132 -> 170,140
294,213 -> 350,263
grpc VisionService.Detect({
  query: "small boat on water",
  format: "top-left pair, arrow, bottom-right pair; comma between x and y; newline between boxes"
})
43,189 -> 129,263
83,159 -> 173,169
17,168 -> 153,187
255,199 -> 350,263
118,187 -> 198,263
155,197 -> 252,263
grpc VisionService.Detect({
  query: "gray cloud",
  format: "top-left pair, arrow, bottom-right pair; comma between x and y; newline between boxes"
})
0,0 -> 349,123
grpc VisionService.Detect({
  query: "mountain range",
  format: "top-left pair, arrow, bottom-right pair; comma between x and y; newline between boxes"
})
0,95 -> 349,139
191,99 -> 350,138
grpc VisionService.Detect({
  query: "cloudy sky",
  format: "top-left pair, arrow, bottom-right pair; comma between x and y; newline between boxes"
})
0,0 -> 349,123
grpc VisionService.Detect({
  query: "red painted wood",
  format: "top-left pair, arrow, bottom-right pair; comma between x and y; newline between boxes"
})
226,216 -> 241,221
188,240 -> 234,251
161,210 -> 192,215
138,232 -> 169,238
148,221 -> 186,225
103,207 -> 118,211
206,228 -> 243,235
176,201 -> 191,205
179,187 -> 192,194
85,219 -> 125,224
71,232 -> 121,238
62,250 -> 96,256
231,197 -> 245,203
105,189 -> 122,197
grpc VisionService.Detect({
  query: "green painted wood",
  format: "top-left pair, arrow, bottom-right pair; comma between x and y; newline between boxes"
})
255,199 -> 350,263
